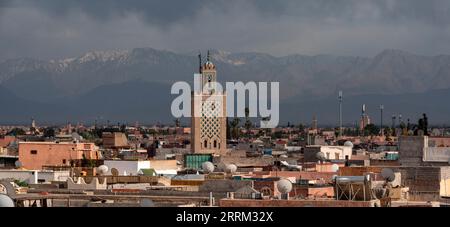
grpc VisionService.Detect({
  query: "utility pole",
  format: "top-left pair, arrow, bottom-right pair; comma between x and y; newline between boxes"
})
380,105 -> 384,136
338,91 -> 343,138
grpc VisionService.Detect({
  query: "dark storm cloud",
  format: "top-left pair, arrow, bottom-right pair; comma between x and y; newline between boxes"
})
1,0 -> 450,61
24,0 -> 209,26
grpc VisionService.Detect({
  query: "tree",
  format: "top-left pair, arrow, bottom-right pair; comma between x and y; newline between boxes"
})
7,128 -> 25,136
244,107 -> 252,133
43,127 -> 56,138
230,118 -> 241,139
364,124 -> 380,136
120,124 -> 126,133
174,118 -> 181,128
298,124 -> 305,133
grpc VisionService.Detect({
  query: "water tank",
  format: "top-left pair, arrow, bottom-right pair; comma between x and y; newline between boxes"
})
335,176 -> 367,183
263,149 -> 273,156
0,194 -> 14,207
202,162 -> 215,173
276,179 -> 293,194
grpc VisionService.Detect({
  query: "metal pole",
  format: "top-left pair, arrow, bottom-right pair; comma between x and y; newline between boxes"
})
380,105 -> 384,136
338,91 -> 343,138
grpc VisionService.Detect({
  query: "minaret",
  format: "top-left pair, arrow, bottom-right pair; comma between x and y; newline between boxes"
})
360,104 -> 371,132
31,118 -> 36,128
312,115 -> 318,130
191,50 -> 227,154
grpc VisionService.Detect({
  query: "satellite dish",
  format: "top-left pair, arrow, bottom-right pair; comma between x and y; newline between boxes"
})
224,164 -> 237,174
331,164 -> 339,172
202,162 -> 215,173
0,194 -> 14,207
97,165 -> 109,175
276,179 -> 293,194
316,152 -> 326,161
381,168 -> 395,182
73,168 -> 81,176
14,161 -> 22,168
140,199 -> 155,207
344,141 -> 354,148
111,168 -> 119,176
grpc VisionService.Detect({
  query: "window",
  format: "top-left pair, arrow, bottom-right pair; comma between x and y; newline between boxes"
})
30,150 -> 37,155
62,159 -> 67,164
213,140 -> 217,148
204,140 -> 208,148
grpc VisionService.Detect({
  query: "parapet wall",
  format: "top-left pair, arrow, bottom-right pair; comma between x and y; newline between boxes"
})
219,199 -> 376,207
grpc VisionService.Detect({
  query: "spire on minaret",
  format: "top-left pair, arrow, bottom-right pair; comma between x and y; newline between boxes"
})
207,50 -> 210,62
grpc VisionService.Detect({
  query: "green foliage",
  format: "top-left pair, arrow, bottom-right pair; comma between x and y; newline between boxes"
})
7,128 -> 25,136
43,127 -> 56,138
364,124 -> 380,136
14,180 -> 28,187
230,118 -> 241,139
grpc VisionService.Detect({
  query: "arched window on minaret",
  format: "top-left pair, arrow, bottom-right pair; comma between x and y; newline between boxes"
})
214,140 -> 217,148
204,140 -> 207,148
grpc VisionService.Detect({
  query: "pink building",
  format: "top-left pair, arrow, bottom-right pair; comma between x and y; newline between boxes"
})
18,141 -> 99,170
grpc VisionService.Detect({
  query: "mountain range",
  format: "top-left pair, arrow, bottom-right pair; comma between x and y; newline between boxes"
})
1,48 -> 450,125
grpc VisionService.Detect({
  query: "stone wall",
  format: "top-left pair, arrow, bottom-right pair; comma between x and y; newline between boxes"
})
199,179 -> 252,193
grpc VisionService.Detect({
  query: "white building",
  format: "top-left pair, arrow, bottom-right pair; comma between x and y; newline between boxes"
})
103,160 -> 150,176
0,170 -> 70,184
304,145 -> 353,161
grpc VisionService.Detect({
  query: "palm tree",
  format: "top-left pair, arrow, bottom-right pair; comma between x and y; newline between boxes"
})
244,107 -> 252,134
230,118 -> 241,139
174,118 -> 181,128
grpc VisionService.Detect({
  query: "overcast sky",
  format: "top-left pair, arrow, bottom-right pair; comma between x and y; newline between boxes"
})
1,0 -> 450,61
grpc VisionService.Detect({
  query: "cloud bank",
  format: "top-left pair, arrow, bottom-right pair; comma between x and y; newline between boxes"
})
1,0 -> 450,61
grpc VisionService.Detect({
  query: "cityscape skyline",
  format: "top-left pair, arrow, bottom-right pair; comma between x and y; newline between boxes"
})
2,0 -> 450,212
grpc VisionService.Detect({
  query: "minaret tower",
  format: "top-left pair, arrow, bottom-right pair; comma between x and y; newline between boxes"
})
191,50 -> 227,154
